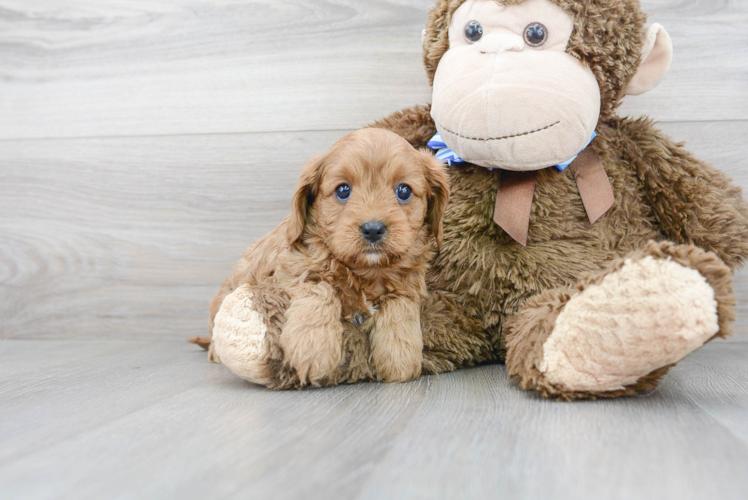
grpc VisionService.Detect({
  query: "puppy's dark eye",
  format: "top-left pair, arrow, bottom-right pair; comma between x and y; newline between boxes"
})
464,20 -> 483,44
335,183 -> 351,201
524,22 -> 548,47
395,184 -> 413,203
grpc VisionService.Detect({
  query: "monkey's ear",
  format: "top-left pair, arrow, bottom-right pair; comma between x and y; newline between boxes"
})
419,149 -> 450,248
625,23 -> 673,96
287,155 -> 325,244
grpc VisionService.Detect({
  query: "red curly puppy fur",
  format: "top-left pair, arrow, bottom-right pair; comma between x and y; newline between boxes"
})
205,128 -> 450,385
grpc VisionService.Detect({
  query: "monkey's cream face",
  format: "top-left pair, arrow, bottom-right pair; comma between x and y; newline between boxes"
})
430,0 -> 601,171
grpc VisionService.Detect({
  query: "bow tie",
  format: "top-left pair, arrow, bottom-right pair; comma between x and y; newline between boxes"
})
428,132 -> 614,246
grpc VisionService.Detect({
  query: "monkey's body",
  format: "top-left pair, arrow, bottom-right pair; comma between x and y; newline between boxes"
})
371,106 -> 747,397
207,0 -> 748,399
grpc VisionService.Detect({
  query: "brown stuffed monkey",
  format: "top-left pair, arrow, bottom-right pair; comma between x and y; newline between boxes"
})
206,0 -> 748,399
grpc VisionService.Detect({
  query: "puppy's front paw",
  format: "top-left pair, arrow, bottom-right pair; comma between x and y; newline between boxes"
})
281,283 -> 344,386
372,333 -> 423,383
372,298 -> 423,383
212,284 -> 274,385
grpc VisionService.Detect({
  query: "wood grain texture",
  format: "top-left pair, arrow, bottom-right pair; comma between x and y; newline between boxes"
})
2,121 -> 748,340
0,339 -> 746,500
0,0 -> 746,141
617,0 -> 748,122
0,130 -> 349,339
0,0 -> 435,140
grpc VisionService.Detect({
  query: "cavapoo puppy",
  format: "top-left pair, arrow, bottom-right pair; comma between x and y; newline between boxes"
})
204,128 -> 450,387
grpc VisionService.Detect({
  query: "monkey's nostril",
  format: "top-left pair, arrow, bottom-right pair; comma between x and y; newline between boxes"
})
360,221 -> 387,244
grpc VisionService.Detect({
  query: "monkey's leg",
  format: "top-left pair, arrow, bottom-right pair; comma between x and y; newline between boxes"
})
504,241 -> 735,400
420,291 -> 494,375
210,282 -> 289,387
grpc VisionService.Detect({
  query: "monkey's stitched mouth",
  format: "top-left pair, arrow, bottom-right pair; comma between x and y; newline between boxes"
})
437,121 -> 560,142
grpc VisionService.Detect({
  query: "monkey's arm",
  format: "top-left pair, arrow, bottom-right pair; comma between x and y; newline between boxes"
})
369,104 -> 437,149
621,118 -> 748,270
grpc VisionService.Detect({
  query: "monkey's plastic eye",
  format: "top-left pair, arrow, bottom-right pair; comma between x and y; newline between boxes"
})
395,184 -> 413,203
335,184 -> 351,201
524,22 -> 548,47
464,20 -> 483,44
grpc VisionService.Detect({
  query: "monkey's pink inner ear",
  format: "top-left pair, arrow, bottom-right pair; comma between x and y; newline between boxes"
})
625,23 -> 673,96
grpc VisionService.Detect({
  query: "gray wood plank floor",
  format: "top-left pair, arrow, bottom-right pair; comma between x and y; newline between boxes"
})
0,339 -> 747,500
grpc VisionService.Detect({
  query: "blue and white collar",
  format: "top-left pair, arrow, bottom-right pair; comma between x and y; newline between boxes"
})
427,131 -> 597,171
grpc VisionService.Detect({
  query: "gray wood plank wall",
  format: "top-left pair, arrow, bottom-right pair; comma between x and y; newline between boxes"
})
1,0 -> 747,341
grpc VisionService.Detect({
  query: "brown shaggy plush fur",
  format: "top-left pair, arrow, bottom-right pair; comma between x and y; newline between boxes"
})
209,128 -> 450,388
366,0 -> 748,398
369,110 -> 748,397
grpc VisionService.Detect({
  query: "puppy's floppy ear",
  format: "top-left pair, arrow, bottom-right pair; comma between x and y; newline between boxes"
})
419,149 -> 450,248
287,155 -> 325,244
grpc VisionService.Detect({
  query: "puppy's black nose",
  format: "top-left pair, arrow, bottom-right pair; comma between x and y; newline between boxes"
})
360,221 -> 387,243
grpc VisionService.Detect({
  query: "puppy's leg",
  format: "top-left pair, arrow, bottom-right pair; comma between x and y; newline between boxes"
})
371,297 -> 423,383
280,282 -> 344,386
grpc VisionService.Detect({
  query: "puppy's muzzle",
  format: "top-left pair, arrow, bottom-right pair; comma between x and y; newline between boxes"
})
360,220 -> 387,244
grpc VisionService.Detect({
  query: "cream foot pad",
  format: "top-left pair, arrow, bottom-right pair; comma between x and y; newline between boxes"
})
540,256 -> 719,392
212,284 -> 273,385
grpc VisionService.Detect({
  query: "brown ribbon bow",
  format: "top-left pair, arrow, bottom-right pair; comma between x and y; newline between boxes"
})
493,147 -> 614,246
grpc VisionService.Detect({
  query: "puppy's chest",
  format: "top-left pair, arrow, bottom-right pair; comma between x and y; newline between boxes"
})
338,284 -> 384,325
323,265 -> 427,326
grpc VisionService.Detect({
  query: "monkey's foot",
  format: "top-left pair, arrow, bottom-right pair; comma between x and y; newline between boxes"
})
506,241 -> 734,399
211,284 -> 278,386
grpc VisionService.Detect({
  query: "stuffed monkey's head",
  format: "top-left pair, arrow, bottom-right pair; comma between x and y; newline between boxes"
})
426,0 -> 673,171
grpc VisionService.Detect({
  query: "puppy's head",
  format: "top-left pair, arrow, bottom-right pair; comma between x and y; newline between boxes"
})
288,128 -> 449,268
